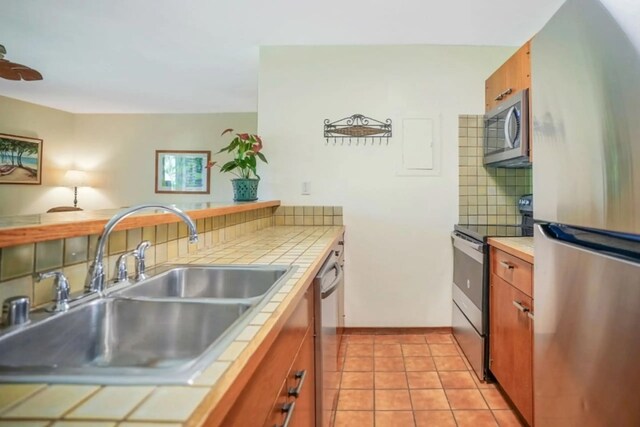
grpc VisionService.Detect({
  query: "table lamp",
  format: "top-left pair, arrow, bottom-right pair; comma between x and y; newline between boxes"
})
63,169 -> 87,208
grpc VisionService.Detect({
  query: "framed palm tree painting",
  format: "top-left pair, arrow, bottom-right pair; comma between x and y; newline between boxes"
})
0,133 -> 43,185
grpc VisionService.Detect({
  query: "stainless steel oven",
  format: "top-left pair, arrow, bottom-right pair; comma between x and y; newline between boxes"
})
484,89 -> 530,168
452,200 -> 534,381
451,231 -> 489,380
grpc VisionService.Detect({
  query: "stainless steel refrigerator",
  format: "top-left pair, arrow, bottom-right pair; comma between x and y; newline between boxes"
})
532,0 -> 640,425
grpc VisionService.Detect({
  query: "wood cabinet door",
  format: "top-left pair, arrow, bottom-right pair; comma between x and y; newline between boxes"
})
213,287 -> 314,427
288,328 -> 315,426
490,274 -> 533,425
503,42 -> 531,100
485,41 -> 531,112
485,64 -> 508,111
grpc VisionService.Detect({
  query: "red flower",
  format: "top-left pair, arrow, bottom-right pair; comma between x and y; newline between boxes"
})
237,133 -> 249,140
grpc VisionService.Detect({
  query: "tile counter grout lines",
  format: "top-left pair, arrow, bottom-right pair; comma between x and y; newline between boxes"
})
0,225 -> 344,426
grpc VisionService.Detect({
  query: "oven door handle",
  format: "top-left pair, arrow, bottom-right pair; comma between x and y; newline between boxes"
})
321,262 -> 343,299
451,232 -> 484,252
452,232 -> 484,263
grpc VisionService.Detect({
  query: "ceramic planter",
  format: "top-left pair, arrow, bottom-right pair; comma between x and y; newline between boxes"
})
231,178 -> 259,201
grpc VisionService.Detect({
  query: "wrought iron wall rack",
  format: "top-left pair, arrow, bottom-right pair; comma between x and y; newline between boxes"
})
324,114 -> 392,145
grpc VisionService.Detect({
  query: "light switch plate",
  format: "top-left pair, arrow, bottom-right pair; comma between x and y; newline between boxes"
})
301,182 -> 311,195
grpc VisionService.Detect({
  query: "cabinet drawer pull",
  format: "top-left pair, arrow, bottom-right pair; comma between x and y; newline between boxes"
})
288,370 -> 307,398
499,261 -> 515,270
277,401 -> 296,427
527,311 -> 534,320
494,88 -> 513,101
513,300 -> 530,313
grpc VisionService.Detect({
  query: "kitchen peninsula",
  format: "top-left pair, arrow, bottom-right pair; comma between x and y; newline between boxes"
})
0,200 -> 281,247
0,201 -> 345,426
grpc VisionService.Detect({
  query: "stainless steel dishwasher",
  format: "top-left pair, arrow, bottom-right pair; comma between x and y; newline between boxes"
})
314,239 -> 344,427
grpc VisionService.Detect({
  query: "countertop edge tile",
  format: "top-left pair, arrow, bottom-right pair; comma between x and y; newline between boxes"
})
487,237 -> 534,263
127,387 -> 209,422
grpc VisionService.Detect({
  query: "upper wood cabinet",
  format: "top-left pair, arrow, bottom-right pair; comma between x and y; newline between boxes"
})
485,41 -> 531,112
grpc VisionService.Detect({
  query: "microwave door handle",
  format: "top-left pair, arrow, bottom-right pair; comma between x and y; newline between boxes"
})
503,106 -> 517,148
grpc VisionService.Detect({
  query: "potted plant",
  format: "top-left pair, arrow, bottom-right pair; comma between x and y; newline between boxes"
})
209,128 -> 268,201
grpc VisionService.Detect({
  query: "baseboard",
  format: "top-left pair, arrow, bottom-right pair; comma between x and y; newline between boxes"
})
342,327 -> 453,335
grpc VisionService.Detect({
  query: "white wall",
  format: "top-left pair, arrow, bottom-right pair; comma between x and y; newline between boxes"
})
258,45 -> 514,327
0,95 -> 257,215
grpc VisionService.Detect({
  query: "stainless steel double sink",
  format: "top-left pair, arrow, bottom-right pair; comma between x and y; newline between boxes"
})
0,265 -> 293,384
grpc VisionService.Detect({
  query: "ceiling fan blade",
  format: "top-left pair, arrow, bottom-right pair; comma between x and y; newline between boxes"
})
18,68 -> 43,81
0,70 -> 21,80
0,59 -> 43,81
0,60 -> 22,80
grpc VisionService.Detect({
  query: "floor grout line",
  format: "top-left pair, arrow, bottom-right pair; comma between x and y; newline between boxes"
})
336,333 -> 521,427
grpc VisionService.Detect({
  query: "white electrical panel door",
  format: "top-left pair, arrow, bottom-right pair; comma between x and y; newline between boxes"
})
402,118 -> 434,171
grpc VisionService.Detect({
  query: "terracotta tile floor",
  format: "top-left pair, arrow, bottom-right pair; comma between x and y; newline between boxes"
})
333,333 -> 525,427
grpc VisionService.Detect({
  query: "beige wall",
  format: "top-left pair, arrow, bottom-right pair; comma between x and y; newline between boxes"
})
0,95 -> 257,215
0,96 -> 76,214
258,45 -> 515,327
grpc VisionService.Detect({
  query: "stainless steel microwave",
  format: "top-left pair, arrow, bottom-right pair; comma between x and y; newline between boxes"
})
483,89 -> 531,168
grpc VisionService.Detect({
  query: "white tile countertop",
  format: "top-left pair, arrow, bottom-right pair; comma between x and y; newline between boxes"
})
0,225 -> 345,426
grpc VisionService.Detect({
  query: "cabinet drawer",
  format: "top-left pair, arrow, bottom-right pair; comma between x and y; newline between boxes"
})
216,287 -> 313,426
264,376 -> 290,427
288,328 -> 315,426
491,247 -> 532,297
264,328 -> 315,427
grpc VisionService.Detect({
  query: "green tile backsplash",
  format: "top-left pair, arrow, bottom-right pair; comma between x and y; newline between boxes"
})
178,223 -> 188,238
459,115 -> 532,225
35,239 -> 64,272
156,223 -> 168,243
64,236 -> 89,265
126,228 -> 142,251
167,223 -> 178,241
142,226 -> 156,245
108,230 -> 127,255
0,207 -> 278,310
0,244 -> 35,281
196,219 -> 205,234
273,205 -> 343,226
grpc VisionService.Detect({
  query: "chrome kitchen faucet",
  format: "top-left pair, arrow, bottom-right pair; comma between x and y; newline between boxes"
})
85,204 -> 198,294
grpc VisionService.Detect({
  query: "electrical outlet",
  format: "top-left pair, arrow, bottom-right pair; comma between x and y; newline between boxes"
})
302,182 -> 311,195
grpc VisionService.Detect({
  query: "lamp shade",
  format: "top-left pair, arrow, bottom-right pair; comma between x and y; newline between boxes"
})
63,170 -> 87,187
